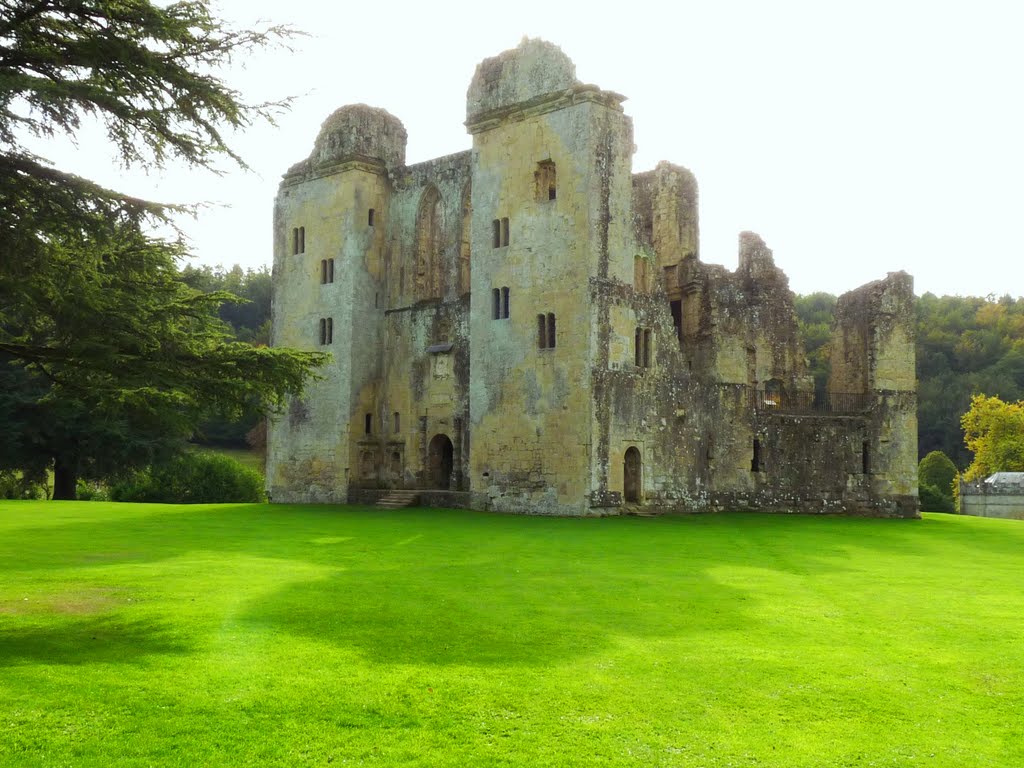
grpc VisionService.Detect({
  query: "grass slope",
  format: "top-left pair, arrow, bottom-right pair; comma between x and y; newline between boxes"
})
1,503 -> 1022,767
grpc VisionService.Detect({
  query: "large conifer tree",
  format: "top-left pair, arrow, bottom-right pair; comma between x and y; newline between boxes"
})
0,1 -> 324,498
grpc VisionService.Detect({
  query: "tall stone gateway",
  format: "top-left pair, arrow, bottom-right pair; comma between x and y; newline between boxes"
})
267,38 -> 918,517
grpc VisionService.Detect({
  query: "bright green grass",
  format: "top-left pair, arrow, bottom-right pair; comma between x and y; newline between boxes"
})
1,503 -> 1022,767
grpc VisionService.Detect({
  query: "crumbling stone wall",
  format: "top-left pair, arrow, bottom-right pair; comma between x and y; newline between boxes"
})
267,38 -> 918,518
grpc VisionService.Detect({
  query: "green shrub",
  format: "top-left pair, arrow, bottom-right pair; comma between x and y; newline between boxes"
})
111,452 -> 265,504
75,479 -> 109,501
0,469 -> 47,500
919,482 -> 955,513
919,450 -> 958,498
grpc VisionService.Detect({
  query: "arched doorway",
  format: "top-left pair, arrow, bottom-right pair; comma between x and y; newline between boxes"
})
427,434 -> 454,490
624,447 -> 642,503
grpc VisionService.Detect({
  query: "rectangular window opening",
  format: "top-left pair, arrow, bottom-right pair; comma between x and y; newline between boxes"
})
535,160 -> 557,202
319,317 -> 333,345
501,217 -> 510,247
492,288 -> 501,319
751,439 -> 762,472
501,286 -> 510,319
328,258 -> 334,283
320,259 -> 327,284
368,208 -> 375,226
547,313 -> 556,349
298,226 -> 305,254
365,413 -> 372,435
492,219 -> 501,248
862,441 -> 870,474
635,327 -> 652,369
670,299 -> 682,341
393,412 -> 400,433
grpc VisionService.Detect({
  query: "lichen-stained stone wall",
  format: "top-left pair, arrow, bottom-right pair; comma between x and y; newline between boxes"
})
831,273 -> 919,515
267,38 -> 918,517
466,94 -> 632,512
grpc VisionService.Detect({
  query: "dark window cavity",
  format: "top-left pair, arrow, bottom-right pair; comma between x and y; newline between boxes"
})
319,317 -> 333,345
538,313 -> 556,349
635,327 -> 652,368
535,160 -> 557,201
492,287 -> 510,319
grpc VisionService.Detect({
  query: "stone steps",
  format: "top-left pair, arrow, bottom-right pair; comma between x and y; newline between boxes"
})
376,491 -> 420,509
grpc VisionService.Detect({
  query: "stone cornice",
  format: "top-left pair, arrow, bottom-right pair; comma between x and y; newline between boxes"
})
280,156 -> 387,188
465,85 -> 626,135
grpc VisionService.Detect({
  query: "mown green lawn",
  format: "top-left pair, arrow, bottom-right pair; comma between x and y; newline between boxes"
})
1,502 -> 1022,767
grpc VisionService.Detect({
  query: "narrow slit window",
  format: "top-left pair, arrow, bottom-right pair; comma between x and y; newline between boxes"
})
862,441 -> 870,474
319,317 -> 333,345
365,413 -> 372,435
501,217 -> 510,247
328,258 -> 334,283
299,226 -> 305,254
368,208 -> 375,226
547,313 -> 556,349
320,259 -> 327,284
393,412 -> 400,433
492,219 -> 501,248
501,287 -> 510,319
635,327 -> 651,368
293,228 -> 299,255
751,439 -> 762,472
537,315 -> 547,349
492,288 -> 501,319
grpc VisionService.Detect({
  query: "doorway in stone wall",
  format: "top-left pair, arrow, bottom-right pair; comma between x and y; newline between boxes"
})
624,447 -> 642,503
427,434 -> 454,490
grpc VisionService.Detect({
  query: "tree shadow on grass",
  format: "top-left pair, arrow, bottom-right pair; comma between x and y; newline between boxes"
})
238,539 -> 756,668
0,615 -> 193,666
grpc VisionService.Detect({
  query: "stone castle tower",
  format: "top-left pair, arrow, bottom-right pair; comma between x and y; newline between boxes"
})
267,38 -> 918,517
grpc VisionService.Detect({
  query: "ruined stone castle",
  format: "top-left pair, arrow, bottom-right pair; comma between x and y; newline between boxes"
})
267,38 -> 918,517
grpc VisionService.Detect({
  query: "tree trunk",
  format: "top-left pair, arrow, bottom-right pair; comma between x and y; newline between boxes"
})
52,458 -> 78,500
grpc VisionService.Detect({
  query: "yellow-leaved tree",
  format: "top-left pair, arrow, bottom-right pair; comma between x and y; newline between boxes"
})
960,395 -> 1024,483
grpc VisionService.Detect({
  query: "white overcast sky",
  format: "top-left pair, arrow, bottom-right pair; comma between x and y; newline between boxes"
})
46,0 -> 1024,297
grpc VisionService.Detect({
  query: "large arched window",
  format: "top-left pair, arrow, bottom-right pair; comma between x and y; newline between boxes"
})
414,185 -> 444,300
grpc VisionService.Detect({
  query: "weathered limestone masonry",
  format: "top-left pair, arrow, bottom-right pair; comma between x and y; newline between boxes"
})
268,38 -> 919,517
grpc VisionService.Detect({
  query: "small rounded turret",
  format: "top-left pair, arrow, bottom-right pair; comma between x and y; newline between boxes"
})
310,104 -> 407,170
466,37 -> 579,122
